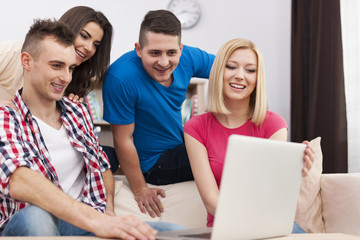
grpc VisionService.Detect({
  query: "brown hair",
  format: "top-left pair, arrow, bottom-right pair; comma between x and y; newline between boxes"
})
60,6 -> 113,97
138,9 -> 181,47
22,18 -> 75,59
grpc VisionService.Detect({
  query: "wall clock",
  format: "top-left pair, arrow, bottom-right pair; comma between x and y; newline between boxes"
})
168,0 -> 202,29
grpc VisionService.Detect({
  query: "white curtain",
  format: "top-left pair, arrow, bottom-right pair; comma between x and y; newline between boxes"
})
340,0 -> 360,172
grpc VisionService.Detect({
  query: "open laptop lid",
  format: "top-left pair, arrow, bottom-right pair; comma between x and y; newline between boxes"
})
211,135 -> 305,240
157,135 -> 305,240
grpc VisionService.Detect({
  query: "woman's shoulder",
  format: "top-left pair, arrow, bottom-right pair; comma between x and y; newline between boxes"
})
263,110 -> 287,128
184,112 -> 213,130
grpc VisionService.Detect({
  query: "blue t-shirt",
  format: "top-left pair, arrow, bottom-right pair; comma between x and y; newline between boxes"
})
103,45 -> 215,172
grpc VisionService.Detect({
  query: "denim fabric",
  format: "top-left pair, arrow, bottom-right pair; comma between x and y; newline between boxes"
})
143,143 -> 194,185
292,222 -> 306,233
2,205 -> 186,236
2,205 -> 94,236
147,221 -> 187,231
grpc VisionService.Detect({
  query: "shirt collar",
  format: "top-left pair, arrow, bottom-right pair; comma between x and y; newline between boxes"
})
14,88 -> 67,122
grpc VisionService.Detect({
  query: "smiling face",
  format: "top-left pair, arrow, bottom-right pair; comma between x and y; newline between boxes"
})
23,37 -> 77,102
222,48 -> 257,104
135,31 -> 183,87
74,21 -> 104,65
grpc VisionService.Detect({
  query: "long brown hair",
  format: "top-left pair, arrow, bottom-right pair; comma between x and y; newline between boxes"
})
60,6 -> 113,97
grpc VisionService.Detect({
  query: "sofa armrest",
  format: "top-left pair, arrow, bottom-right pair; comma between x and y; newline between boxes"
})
321,173 -> 360,235
113,175 -> 207,229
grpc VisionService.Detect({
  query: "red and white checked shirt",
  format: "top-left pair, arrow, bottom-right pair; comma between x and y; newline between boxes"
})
0,90 -> 111,231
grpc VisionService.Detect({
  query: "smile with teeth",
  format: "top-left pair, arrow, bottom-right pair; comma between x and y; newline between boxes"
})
229,83 -> 245,89
52,83 -> 65,91
155,65 -> 171,72
76,50 -> 86,58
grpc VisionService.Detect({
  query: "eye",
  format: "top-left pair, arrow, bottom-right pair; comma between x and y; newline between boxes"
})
225,64 -> 236,70
69,66 -> 76,73
246,68 -> 256,73
168,51 -> 178,56
149,51 -> 160,56
94,42 -> 100,49
80,32 -> 89,40
52,64 -> 62,69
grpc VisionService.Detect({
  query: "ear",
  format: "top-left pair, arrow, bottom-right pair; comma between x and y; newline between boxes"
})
179,43 -> 184,54
21,52 -> 32,71
135,42 -> 142,58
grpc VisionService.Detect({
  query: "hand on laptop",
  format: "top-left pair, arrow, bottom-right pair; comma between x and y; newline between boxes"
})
135,186 -> 166,218
94,214 -> 157,240
301,140 -> 315,177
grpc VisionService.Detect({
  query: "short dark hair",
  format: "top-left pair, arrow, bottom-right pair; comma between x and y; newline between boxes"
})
139,9 -> 181,47
60,6 -> 113,97
21,18 -> 75,59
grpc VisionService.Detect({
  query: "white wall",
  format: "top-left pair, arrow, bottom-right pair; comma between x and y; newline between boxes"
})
0,0 -> 291,132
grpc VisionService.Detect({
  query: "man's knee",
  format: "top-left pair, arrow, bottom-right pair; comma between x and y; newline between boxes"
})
2,205 -> 59,236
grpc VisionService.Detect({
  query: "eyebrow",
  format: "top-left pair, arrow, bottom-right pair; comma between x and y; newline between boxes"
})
81,29 -> 101,44
49,60 -> 77,68
49,60 -> 65,65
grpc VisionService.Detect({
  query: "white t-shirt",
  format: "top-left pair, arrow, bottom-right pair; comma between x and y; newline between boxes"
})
34,116 -> 85,200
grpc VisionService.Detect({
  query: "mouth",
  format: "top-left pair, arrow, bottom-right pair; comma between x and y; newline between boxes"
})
75,49 -> 86,60
229,83 -> 246,89
51,83 -> 65,92
155,66 -> 171,74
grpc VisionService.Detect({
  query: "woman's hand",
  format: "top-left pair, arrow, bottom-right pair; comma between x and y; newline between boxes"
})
301,140 -> 315,177
68,93 -> 84,103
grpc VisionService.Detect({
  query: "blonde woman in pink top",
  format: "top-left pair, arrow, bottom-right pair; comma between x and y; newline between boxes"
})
184,38 -> 314,232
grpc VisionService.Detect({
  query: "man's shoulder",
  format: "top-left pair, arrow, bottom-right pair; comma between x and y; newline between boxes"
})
109,50 -> 139,70
179,45 -> 214,69
61,97 -> 87,113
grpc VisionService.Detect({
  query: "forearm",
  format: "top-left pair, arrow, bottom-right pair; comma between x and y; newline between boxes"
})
102,169 -> 115,213
115,141 -> 147,194
185,133 -> 219,215
9,167 -> 105,232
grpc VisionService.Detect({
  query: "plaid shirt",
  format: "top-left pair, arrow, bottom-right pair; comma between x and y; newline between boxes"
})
0,89 -> 111,231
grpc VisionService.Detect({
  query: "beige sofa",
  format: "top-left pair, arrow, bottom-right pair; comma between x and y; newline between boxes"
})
113,137 -> 360,236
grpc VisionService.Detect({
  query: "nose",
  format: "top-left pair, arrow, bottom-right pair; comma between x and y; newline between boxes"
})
158,54 -> 169,67
60,69 -> 73,83
235,68 -> 245,80
84,41 -> 94,53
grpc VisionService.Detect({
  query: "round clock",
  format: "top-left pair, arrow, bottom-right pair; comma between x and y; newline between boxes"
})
168,0 -> 202,29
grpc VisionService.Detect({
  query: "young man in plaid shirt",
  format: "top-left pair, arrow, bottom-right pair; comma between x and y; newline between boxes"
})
0,19 -> 159,239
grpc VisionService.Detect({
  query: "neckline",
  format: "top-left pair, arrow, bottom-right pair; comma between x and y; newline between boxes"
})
210,112 -> 251,130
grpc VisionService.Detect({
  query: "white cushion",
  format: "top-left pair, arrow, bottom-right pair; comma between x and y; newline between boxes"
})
295,137 -> 325,233
113,175 -> 207,229
321,173 -> 360,235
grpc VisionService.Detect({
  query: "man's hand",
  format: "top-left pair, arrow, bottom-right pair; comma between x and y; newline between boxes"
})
92,214 -> 157,240
134,186 -> 166,218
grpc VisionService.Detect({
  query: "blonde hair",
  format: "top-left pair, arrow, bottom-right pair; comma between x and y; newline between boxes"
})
207,38 -> 267,125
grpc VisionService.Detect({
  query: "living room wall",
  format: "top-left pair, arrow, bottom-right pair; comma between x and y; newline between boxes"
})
0,0 -> 291,133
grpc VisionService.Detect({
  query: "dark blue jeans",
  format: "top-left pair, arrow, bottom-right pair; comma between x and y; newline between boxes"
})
143,143 -> 194,185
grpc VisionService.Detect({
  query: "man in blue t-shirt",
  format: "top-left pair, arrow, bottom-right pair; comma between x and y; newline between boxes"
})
103,10 -> 215,218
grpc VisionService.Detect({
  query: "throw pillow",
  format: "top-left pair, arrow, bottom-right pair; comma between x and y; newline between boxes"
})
294,137 -> 325,233
321,173 -> 360,235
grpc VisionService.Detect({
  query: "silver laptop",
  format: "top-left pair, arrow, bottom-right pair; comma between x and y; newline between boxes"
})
157,135 -> 305,240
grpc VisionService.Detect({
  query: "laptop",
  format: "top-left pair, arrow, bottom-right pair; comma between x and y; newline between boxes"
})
157,135 -> 306,240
